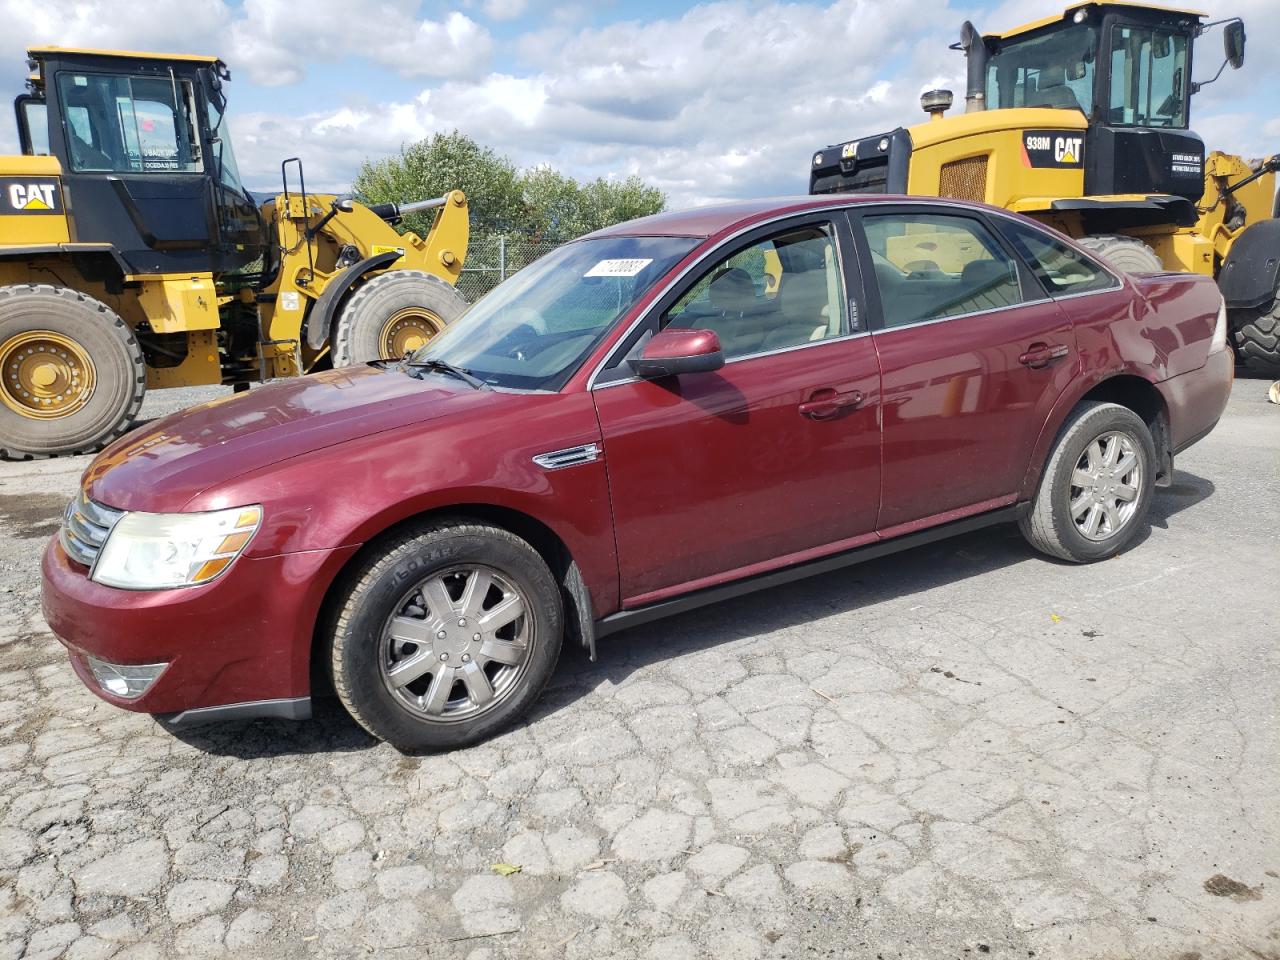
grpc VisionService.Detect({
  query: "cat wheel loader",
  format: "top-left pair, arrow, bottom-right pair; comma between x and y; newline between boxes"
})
808,2 -> 1280,374
0,47 -> 470,460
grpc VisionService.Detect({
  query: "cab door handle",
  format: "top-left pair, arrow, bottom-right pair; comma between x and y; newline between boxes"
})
799,388 -> 864,419
1019,342 -> 1070,368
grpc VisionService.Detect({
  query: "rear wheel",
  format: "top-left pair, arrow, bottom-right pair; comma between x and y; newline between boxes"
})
328,520 -> 563,752
1229,286 -> 1280,375
1077,235 -> 1164,274
0,284 -> 145,460
331,270 -> 469,367
1019,401 -> 1156,563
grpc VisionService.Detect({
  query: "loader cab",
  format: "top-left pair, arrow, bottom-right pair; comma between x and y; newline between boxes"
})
14,47 -> 267,276
979,3 -> 1215,203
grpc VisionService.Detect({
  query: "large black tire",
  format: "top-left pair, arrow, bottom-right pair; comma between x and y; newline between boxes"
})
0,284 -> 145,460
1019,401 -> 1157,563
330,270 -> 468,367
1229,292 -> 1280,375
1077,235 -> 1164,274
327,519 -> 563,752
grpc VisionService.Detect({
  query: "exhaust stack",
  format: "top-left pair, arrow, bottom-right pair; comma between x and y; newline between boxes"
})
959,20 -> 988,113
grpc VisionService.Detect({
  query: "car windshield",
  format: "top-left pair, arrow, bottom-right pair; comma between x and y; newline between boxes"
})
410,235 -> 698,390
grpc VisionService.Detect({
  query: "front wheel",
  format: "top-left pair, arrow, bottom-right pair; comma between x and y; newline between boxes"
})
328,520 -> 563,752
330,270 -> 469,367
1019,401 -> 1157,563
1229,290 -> 1280,376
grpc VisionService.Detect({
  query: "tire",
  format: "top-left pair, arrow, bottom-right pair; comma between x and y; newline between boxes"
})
1077,235 -> 1164,275
0,284 -> 145,460
330,270 -> 469,367
1019,401 -> 1157,563
1229,292 -> 1280,376
328,519 -> 563,752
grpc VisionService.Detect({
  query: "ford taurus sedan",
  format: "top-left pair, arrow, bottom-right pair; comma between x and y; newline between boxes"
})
42,196 -> 1234,751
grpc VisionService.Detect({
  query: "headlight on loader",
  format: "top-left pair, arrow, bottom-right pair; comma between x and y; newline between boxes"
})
92,505 -> 262,590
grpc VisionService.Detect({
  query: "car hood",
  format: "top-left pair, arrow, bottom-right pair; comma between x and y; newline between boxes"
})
84,365 -> 498,512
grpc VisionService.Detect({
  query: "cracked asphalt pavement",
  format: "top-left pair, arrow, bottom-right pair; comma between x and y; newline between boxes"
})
0,375 -> 1277,959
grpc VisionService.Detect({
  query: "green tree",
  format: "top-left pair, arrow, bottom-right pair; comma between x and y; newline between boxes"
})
353,131 -> 667,242
521,167 -> 666,241
352,131 -> 525,238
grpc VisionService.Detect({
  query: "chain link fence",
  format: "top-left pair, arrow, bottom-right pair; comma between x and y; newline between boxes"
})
455,235 -> 562,303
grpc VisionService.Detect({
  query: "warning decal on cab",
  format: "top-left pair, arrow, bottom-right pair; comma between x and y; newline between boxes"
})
1,177 -> 62,215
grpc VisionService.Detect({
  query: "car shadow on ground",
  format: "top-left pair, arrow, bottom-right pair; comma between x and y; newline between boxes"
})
167,469 -> 1215,759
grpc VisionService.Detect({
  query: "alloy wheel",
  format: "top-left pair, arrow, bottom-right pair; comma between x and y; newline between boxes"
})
378,565 -> 534,722
1069,430 -> 1141,541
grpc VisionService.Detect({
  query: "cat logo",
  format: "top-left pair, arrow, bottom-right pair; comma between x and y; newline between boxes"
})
2,179 -> 60,214
1054,136 -> 1082,164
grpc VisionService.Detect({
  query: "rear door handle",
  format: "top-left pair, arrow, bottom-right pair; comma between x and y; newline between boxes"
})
1019,342 -> 1070,368
799,388 -> 864,419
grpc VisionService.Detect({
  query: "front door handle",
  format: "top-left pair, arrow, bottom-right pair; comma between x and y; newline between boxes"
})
799,388 -> 864,419
1019,342 -> 1070,368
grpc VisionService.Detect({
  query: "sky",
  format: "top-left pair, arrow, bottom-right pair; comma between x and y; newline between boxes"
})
1,0 -> 1276,209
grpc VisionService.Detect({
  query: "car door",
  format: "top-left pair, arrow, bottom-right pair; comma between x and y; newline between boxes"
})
852,205 -> 1077,532
591,214 -> 883,605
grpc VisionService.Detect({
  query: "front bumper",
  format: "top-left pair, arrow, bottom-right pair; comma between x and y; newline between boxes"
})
41,536 -> 359,719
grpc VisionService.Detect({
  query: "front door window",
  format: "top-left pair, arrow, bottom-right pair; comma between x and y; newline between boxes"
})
55,72 -> 202,173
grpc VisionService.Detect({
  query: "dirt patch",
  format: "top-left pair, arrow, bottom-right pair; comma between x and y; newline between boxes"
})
0,492 -> 68,540
1203,873 -> 1263,901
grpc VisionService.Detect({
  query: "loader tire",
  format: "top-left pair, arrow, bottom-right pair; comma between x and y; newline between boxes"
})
0,284 -> 145,461
1077,235 -> 1164,275
1229,291 -> 1280,376
331,271 -> 469,367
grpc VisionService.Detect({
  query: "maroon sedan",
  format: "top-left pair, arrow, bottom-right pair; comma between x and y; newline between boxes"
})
42,196 -> 1233,751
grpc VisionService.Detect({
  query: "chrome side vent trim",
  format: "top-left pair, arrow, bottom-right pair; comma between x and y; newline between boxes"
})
532,443 -> 602,471
59,490 -> 124,569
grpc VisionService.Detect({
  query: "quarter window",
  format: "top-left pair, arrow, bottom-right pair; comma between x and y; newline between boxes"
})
995,219 -> 1116,295
55,72 -> 202,173
862,213 -> 1027,328
664,224 -> 847,359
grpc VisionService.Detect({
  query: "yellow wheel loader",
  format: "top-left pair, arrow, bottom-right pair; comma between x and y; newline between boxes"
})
0,47 -> 470,459
809,2 -> 1279,373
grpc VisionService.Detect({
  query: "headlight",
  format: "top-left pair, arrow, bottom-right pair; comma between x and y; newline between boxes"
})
92,505 -> 262,589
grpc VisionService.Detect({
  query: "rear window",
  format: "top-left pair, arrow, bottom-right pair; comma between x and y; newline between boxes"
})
995,219 -> 1117,295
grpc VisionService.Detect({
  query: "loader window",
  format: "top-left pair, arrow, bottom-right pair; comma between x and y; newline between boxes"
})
985,23 -> 1096,114
1108,25 -> 1188,127
17,99 -> 50,155
55,72 -> 202,174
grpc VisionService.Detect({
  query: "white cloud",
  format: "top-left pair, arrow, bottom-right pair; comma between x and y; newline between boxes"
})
0,0 -> 492,88
229,0 -> 961,205
482,0 -> 528,20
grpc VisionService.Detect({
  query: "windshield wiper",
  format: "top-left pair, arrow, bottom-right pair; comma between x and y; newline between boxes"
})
405,357 -> 490,391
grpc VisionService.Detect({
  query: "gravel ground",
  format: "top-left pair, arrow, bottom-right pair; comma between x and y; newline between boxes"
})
0,375 -> 1277,959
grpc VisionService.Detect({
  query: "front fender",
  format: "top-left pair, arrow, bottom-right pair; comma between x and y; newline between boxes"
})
1219,219 -> 1280,310
303,251 -> 402,349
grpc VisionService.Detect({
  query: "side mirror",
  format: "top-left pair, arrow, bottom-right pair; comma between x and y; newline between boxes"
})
1225,21 -> 1245,69
630,329 -> 724,379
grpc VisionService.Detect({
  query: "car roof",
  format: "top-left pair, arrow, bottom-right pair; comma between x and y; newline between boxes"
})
585,196 -> 859,240
584,194 -> 994,240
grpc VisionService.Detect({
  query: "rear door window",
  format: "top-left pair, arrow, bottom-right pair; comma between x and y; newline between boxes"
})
861,212 -> 1030,327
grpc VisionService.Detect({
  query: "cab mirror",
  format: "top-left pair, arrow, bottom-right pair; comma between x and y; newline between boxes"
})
1225,21 -> 1245,69
1067,60 -> 1087,81
631,329 -> 724,379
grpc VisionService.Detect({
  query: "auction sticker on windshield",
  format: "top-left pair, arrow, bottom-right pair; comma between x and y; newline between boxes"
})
584,258 -> 653,277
